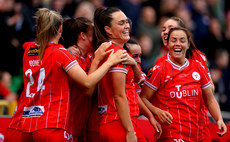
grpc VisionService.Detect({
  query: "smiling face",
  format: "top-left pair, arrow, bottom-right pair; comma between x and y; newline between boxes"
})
161,19 -> 180,46
105,11 -> 130,47
167,29 -> 189,66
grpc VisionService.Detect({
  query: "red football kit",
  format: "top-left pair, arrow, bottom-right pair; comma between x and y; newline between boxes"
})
98,44 -> 144,141
191,49 -> 211,141
8,42 -> 78,134
155,51 -> 211,141
98,44 -> 139,124
0,83 -> 11,97
145,57 -> 211,141
135,64 -> 146,94
69,52 -> 93,139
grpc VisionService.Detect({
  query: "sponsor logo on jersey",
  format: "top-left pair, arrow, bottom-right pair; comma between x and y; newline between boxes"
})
98,105 -> 107,115
170,85 -> 199,99
22,106 -> 44,117
147,71 -> 152,80
192,72 -> 200,81
28,47 -> 39,56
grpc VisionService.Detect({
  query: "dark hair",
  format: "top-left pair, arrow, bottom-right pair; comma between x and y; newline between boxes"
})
93,7 -> 121,50
60,17 -> 93,48
169,17 -> 186,28
167,27 -> 197,58
124,38 -> 139,53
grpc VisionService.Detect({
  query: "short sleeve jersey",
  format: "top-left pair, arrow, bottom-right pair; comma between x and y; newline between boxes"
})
154,51 -> 211,140
144,57 -> 211,141
69,52 -> 93,137
190,49 -> 210,77
8,42 -> 78,133
191,49 -> 211,139
98,44 -> 139,124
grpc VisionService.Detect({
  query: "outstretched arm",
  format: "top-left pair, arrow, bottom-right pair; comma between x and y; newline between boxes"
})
67,49 -> 128,96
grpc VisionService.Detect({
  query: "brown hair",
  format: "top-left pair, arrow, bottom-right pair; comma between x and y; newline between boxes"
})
60,17 -> 93,48
169,17 -> 186,28
124,38 -> 139,53
167,17 -> 202,59
35,8 -> 62,60
93,7 -> 121,50
167,27 -> 197,58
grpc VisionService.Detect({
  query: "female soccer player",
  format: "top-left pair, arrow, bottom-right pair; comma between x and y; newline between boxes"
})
125,38 -> 146,95
93,7 -> 161,142
5,8 -> 129,142
140,27 -> 227,142
154,17 -> 215,141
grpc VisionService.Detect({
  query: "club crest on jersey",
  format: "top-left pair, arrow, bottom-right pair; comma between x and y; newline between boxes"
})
28,47 -> 39,56
192,72 -> 200,81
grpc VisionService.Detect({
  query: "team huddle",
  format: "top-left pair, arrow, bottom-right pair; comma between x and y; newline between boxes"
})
4,7 -> 227,142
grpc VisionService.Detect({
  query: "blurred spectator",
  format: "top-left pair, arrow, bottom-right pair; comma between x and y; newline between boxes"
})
136,5 -> 161,61
223,10 -> 230,54
210,48 -> 230,111
137,34 -> 155,74
200,17 -> 224,60
159,0 -> 180,17
188,0 -> 210,47
89,0 -> 104,9
0,71 -> 17,103
119,0 -> 142,36
175,4 -> 195,32
22,0 -> 44,38
0,0 -> 31,77
74,1 -> 95,21
206,0 -> 225,27
49,0 -> 70,17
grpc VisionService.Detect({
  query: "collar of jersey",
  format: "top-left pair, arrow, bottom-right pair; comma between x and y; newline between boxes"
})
167,55 -> 189,70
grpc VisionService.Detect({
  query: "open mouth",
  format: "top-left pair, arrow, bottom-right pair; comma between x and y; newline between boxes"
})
173,48 -> 182,53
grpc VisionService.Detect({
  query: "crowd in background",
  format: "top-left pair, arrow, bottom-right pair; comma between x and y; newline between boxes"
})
0,0 -> 230,114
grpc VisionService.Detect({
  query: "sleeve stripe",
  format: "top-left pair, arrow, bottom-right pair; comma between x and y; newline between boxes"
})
65,60 -> 78,72
201,81 -> 211,89
109,67 -> 128,74
144,80 -> 158,91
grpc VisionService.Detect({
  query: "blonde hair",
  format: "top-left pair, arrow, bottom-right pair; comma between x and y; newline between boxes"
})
35,8 -> 62,60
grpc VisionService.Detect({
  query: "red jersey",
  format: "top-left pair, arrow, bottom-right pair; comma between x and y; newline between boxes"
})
0,83 -> 11,97
144,57 -> 211,141
8,42 -> 78,133
154,51 -> 211,140
135,65 -> 146,94
69,52 -> 93,137
155,51 -> 210,76
98,44 -> 139,124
